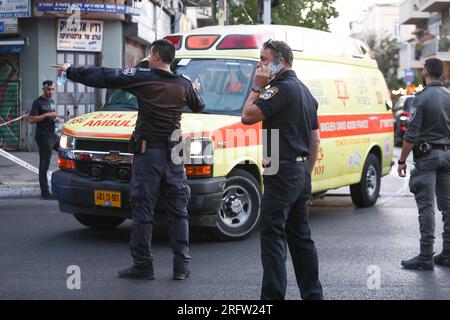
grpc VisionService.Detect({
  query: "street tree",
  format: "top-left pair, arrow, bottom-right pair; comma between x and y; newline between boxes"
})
230,0 -> 338,31
365,33 -> 401,90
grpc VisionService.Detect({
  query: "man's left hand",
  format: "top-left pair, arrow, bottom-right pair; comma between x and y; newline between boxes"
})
398,163 -> 407,178
193,78 -> 201,92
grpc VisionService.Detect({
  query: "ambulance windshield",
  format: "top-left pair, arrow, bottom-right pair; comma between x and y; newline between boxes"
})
102,59 -> 257,115
172,58 -> 257,115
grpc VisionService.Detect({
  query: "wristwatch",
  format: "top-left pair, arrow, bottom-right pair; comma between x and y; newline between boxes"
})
398,160 -> 406,165
251,85 -> 262,93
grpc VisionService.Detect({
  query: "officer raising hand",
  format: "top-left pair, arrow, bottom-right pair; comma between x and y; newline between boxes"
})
53,39 -> 205,281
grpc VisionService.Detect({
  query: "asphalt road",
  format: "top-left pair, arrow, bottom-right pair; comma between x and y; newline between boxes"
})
1,148 -> 450,300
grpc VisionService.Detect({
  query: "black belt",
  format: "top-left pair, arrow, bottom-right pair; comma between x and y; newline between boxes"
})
263,156 -> 308,168
280,156 -> 308,163
431,144 -> 450,151
146,141 -> 169,149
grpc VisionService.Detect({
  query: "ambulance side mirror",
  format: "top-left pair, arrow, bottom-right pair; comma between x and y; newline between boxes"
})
385,99 -> 393,111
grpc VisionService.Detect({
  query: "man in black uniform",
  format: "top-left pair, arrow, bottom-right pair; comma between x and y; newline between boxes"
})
241,40 -> 323,300
29,80 -> 62,200
398,58 -> 450,270
54,39 -> 205,280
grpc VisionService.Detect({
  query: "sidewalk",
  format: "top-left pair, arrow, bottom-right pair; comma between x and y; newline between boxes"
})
0,151 -> 58,199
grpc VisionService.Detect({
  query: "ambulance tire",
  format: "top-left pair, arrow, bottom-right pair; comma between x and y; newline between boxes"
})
74,214 -> 125,230
213,169 -> 262,241
350,153 -> 381,208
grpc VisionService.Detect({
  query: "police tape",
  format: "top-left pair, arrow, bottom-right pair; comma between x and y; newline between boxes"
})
0,113 -> 28,127
0,148 -> 39,174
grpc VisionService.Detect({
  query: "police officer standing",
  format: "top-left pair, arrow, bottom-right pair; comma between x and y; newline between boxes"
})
54,39 -> 205,280
398,58 -> 450,270
28,80 -> 62,200
241,40 -> 323,300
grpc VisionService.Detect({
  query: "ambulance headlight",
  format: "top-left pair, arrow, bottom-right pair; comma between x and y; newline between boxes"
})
190,140 -> 203,156
60,134 -> 76,150
189,139 -> 213,165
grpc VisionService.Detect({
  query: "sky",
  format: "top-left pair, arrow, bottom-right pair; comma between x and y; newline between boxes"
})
329,0 -> 400,36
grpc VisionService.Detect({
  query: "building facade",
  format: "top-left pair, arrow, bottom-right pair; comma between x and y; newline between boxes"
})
399,0 -> 450,85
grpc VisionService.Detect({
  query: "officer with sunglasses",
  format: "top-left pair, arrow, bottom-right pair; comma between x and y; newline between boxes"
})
242,40 -> 323,300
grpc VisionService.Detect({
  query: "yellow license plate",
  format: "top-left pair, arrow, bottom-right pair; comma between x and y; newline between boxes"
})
94,190 -> 121,208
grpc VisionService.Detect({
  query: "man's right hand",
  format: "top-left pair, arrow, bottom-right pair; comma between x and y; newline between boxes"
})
253,65 -> 270,89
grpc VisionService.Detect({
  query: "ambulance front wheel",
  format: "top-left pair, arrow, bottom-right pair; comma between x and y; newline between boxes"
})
74,214 -> 126,230
350,153 -> 381,208
213,169 -> 262,241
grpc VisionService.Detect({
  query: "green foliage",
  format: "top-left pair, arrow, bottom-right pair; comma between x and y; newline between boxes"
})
365,33 -> 401,90
230,0 -> 339,31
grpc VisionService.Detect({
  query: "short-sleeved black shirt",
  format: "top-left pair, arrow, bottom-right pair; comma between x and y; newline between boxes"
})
30,96 -> 56,136
254,70 -> 319,161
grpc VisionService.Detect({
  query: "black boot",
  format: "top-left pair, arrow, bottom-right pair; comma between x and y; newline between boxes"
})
173,264 -> 191,280
41,193 -> 56,200
118,263 -> 155,280
401,254 -> 434,271
434,252 -> 450,267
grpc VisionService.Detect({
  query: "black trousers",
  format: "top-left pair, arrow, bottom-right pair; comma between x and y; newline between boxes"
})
260,161 -> 323,300
129,148 -> 191,268
35,133 -> 59,197
409,149 -> 450,256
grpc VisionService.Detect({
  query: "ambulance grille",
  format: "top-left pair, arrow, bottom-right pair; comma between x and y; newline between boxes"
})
76,139 -> 129,154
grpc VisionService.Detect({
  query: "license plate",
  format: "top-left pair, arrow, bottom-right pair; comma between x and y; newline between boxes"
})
94,190 -> 121,208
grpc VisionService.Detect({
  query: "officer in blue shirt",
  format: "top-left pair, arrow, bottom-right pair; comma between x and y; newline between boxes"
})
242,40 -> 323,300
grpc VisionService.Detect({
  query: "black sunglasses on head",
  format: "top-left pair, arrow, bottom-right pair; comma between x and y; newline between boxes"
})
263,39 -> 283,58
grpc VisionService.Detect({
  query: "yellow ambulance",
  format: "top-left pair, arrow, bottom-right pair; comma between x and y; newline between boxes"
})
52,25 -> 394,240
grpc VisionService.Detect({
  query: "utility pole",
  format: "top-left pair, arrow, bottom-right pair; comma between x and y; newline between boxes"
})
258,0 -> 272,24
226,0 -> 231,25
218,0 -> 227,26
211,0 -> 218,25
263,0 -> 271,25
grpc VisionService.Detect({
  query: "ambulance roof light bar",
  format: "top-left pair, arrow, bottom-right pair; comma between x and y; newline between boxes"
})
217,34 -> 271,50
163,35 -> 182,50
186,35 -> 220,50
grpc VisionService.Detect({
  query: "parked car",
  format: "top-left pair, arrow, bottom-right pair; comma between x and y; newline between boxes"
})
393,95 -> 415,146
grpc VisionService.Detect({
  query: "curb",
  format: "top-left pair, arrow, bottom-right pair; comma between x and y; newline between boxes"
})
0,185 -> 40,199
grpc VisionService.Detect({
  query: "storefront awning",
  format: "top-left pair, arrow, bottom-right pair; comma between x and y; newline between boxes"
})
0,39 -> 25,54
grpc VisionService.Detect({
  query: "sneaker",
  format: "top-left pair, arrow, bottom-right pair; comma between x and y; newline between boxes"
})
118,264 -> 155,280
173,266 -> 191,280
401,254 -> 434,271
434,252 -> 450,267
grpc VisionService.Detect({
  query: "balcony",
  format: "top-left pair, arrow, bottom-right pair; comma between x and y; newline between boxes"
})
400,0 -> 430,25
420,33 -> 450,60
418,0 -> 450,12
